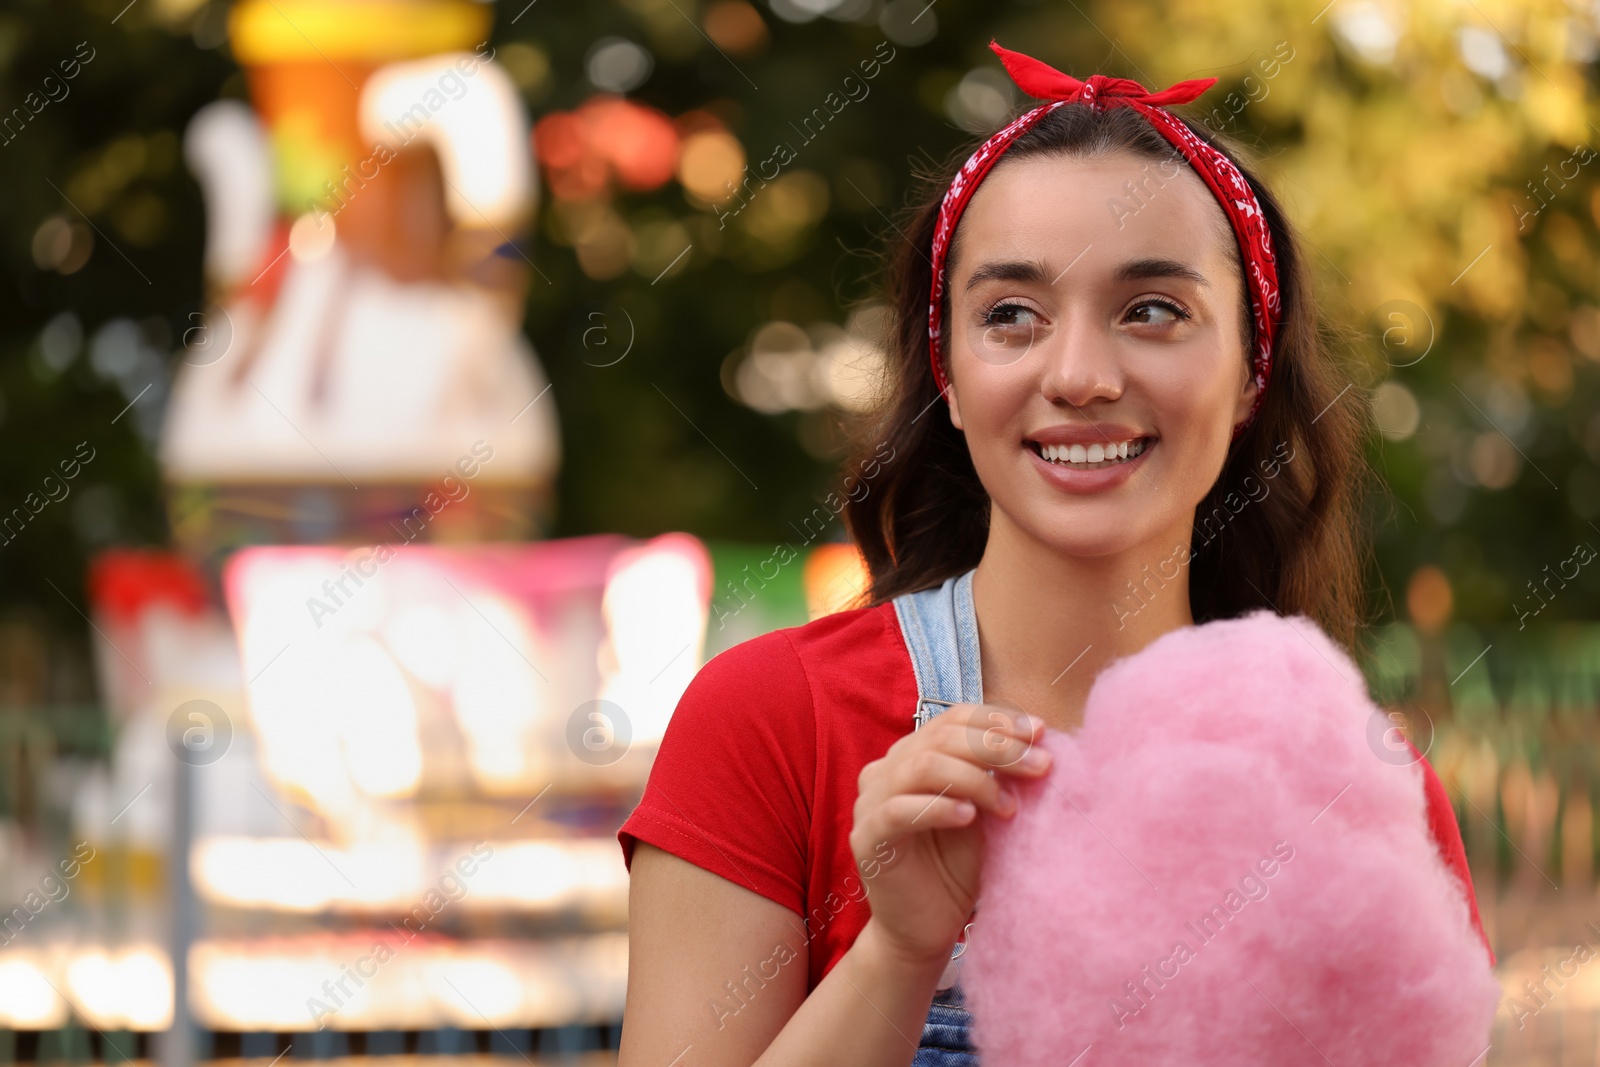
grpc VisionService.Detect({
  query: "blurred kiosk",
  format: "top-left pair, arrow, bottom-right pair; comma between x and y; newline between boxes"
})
166,0 -> 559,567
41,0 -> 873,1055
149,0 -> 699,1060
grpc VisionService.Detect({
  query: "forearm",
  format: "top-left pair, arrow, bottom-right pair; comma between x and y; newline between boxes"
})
753,918 -> 948,1067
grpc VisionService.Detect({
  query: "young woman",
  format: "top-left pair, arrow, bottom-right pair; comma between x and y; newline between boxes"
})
616,43 -> 1489,1066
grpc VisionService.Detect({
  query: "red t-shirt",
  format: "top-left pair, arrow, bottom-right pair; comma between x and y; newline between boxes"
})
617,604 -> 1493,990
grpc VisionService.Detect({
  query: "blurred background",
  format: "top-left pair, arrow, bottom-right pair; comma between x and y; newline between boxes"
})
0,0 -> 1598,1062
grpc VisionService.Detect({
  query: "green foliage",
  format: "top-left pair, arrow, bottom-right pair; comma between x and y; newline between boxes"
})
2,0 -> 1598,672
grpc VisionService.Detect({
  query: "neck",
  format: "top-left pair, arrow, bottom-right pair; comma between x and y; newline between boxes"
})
971,509 -> 1195,731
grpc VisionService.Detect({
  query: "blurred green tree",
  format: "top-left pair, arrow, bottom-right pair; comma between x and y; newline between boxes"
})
1,0 -> 1598,696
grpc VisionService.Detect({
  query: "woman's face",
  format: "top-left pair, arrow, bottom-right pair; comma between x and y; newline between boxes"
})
944,149 -> 1256,561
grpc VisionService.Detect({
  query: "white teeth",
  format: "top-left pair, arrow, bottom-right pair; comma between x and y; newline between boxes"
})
1034,437 -> 1148,469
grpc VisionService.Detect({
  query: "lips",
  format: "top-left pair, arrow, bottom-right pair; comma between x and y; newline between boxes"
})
1019,426 -> 1156,492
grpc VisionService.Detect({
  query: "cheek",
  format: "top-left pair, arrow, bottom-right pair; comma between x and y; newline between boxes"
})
946,360 -> 1044,508
948,345 -> 1037,446
1141,356 -> 1231,428
1132,346 -> 1243,488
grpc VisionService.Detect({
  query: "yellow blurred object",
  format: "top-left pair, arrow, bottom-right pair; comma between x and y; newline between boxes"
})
704,0 -> 770,55
65,949 -> 174,1031
72,844 -> 167,894
1406,564 -> 1454,635
230,0 -> 496,208
739,170 -> 830,245
0,956 -> 68,1029
677,128 -> 746,204
229,0 -> 491,65
190,837 -> 628,916
189,934 -> 626,1030
156,0 -> 209,21
804,544 -> 869,620
1095,0 -> 1591,335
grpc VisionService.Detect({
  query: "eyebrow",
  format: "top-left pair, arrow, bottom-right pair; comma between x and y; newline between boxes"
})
1114,257 -> 1210,288
962,256 -> 1210,290
963,259 -> 1050,290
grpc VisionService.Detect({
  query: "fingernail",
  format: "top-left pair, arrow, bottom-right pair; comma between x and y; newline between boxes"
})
1019,746 -> 1052,770
1026,714 -> 1048,736
997,786 -> 1017,814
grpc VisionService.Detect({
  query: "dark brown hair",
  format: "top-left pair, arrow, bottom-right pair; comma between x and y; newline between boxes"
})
842,104 -> 1371,651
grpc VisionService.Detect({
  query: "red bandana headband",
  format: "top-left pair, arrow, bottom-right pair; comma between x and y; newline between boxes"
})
928,42 -> 1282,438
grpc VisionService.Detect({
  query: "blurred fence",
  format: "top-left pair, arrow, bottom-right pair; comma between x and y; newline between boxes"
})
4,619 -> 1600,1061
1361,621 -> 1600,1064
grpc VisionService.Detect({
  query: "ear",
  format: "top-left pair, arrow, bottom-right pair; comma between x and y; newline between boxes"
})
945,379 -> 964,430
1232,367 -> 1260,427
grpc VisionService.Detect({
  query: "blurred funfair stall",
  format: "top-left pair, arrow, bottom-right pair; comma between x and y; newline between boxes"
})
0,0 -> 864,1060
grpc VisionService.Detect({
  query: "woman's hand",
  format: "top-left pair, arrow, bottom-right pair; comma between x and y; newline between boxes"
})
849,703 -> 1051,967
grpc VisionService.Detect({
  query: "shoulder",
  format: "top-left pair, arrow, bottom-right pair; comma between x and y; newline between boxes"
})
676,602 -> 911,735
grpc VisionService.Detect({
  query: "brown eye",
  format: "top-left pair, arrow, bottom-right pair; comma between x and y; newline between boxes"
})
973,301 -> 1042,364
984,302 -> 1037,327
1127,299 -> 1187,325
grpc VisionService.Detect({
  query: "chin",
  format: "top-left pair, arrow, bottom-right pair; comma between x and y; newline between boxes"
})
1019,513 -> 1157,561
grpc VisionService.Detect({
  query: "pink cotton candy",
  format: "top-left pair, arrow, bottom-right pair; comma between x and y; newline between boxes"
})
962,611 -> 1500,1065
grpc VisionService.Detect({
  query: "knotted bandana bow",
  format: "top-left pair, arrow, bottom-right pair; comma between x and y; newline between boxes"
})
927,42 -> 1282,438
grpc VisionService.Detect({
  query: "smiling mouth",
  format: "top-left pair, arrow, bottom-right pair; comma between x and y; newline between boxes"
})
1026,437 -> 1154,470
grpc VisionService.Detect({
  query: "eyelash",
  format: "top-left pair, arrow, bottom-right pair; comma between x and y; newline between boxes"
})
1127,296 -> 1192,322
981,300 -> 1034,324
978,297 -> 1193,323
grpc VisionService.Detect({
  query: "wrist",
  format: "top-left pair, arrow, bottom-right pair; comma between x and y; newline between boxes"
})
854,916 -> 955,986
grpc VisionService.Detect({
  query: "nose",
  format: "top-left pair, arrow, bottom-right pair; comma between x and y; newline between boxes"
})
1037,308 -> 1124,410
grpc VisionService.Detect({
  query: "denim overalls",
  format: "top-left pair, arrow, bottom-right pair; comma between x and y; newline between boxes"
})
892,570 -> 982,1066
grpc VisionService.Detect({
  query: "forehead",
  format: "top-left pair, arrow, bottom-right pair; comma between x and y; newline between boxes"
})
949,151 -> 1237,278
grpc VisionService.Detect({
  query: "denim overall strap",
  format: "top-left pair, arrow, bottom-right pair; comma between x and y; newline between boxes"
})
891,569 -> 980,1066
893,569 -> 984,726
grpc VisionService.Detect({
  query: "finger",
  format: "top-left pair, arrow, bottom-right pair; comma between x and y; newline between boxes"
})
935,704 -> 1047,763
960,725 -> 1044,773
886,750 -> 1017,818
858,793 -> 978,847
926,718 -> 1051,774
942,702 -> 1046,742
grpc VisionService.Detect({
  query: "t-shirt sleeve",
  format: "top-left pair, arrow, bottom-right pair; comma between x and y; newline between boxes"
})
618,629 -> 817,916
1413,745 -> 1494,966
